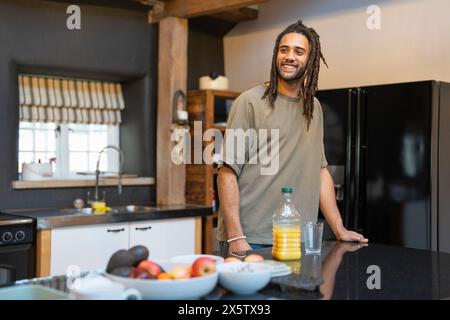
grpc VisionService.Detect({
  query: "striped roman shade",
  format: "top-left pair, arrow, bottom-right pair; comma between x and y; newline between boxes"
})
18,75 -> 125,125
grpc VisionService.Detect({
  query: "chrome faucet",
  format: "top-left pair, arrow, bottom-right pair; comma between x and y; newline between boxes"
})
92,145 -> 125,202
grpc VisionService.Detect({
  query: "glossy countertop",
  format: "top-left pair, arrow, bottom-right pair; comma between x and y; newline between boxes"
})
213,241 -> 450,300
3,204 -> 212,230
13,241 -> 450,300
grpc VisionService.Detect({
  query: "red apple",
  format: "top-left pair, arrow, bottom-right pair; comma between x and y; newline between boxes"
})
137,260 -> 161,277
190,257 -> 216,277
244,254 -> 264,262
128,267 -> 151,279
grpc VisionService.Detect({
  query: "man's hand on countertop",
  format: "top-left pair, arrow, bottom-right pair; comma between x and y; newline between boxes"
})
336,227 -> 369,243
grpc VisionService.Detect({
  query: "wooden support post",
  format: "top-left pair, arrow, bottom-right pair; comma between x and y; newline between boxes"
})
156,17 -> 188,205
36,230 -> 51,277
195,216 -> 202,254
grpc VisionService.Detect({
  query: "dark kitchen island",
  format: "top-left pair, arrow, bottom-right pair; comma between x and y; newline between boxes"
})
213,241 -> 450,300
11,241 -> 450,300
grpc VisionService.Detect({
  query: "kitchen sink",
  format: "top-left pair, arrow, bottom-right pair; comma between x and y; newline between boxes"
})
22,205 -> 160,217
3,205 -> 160,220
110,205 -> 160,213
59,208 -> 119,215
53,205 -> 159,216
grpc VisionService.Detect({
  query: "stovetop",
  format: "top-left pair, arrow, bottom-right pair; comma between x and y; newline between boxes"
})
0,213 -> 33,225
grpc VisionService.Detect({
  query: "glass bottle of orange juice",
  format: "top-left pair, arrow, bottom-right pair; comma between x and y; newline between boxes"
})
272,187 -> 301,260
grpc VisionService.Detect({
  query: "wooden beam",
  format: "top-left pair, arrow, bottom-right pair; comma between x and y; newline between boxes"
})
45,0 -> 152,11
149,0 -> 269,23
156,17 -> 188,205
36,230 -> 51,277
209,7 -> 258,23
12,177 -> 154,190
195,216 -> 202,254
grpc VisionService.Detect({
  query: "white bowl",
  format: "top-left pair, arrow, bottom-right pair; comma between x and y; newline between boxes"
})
170,254 -> 224,264
217,262 -> 273,295
105,262 -> 218,300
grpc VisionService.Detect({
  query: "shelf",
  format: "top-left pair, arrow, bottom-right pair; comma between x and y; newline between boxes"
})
189,89 -> 240,99
12,177 -> 155,190
187,89 -> 240,254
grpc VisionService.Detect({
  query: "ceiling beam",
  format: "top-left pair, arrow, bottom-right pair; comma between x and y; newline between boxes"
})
209,6 -> 258,23
149,0 -> 269,23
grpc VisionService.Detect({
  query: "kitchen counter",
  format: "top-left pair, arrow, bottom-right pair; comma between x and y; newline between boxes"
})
4,204 -> 212,230
215,241 -> 450,300
12,241 -> 450,300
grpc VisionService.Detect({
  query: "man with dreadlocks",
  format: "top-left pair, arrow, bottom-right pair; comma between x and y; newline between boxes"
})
217,20 -> 368,252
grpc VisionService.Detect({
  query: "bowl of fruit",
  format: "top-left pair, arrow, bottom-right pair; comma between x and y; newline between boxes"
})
104,246 -> 218,300
170,254 -> 224,264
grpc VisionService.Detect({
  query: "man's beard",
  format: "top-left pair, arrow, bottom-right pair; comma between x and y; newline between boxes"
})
277,65 -> 306,82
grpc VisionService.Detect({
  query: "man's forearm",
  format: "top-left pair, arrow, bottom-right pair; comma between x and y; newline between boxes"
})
217,166 -> 244,239
319,167 -> 345,236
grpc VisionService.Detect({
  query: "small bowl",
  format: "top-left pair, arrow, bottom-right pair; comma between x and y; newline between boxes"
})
217,262 -> 273,295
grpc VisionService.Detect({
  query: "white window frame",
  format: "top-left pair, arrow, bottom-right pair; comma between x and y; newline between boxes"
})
19,122 -> 120,179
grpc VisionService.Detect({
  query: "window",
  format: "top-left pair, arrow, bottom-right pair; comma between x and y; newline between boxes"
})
17,74 -> 125,179
18,122 -> 56,172
18,122 -> 119,178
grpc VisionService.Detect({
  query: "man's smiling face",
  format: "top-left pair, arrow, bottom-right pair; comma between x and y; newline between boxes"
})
276,32 -> 310,82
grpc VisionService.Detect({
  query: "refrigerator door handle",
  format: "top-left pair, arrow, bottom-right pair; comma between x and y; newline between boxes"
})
354,88 -> 362,232
354,88 -> 368,234
344,89 -> 355,229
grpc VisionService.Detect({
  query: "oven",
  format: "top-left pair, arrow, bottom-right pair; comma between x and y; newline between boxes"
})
0,213 -> 35,286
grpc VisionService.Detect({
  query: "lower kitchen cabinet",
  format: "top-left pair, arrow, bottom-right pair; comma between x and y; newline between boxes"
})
129,218 -> 195,260
49,218 -> 196,276
50,222 -> 129,276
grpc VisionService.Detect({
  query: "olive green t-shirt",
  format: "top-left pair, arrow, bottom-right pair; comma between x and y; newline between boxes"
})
217,84 -> 328,244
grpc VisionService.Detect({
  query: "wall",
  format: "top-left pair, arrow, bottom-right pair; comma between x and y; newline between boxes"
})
188,28 -> 225,90
224,0 -> 450,92
187,17 -> 233,90
0,0 -> 157,209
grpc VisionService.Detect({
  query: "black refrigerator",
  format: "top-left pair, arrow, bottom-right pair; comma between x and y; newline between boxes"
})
317,81 -> 450,252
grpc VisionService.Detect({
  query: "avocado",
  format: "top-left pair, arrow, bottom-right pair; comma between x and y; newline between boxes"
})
128,245 -> 150,267
109,267 -> 133,277
106,249 -> 135,273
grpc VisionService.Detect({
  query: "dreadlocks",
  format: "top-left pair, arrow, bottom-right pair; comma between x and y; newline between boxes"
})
262,20 -> 328,130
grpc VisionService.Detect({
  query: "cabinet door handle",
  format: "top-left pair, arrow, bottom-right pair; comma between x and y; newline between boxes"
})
107,228 -> 125,233
135,226 -> 152,231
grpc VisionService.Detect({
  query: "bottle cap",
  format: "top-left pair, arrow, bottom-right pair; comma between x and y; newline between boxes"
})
281,187 -> 293,193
